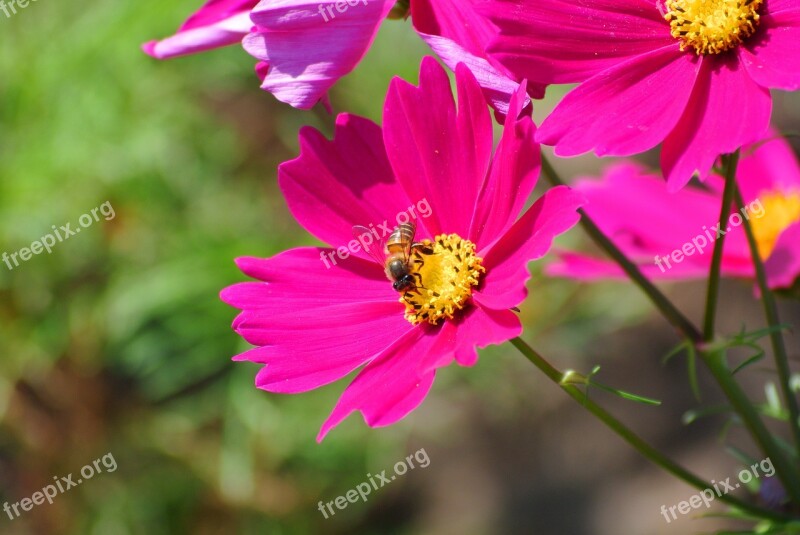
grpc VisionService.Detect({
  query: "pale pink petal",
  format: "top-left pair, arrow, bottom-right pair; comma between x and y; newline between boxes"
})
485,0 -> 674,84
143,0 -> 256,59
470,82 -> 541,249
662,55 -> 772,191
411,0 -> 543,110
415,34 -> 530,116
279,114 -> 417,257
318,327 -> 453,441
739,12 -> 800,91
536,45 -> 699,158
477,186 -> 584,310
243,0 -> 394,108
765,223 -> 800,289
383,59 -> 493,239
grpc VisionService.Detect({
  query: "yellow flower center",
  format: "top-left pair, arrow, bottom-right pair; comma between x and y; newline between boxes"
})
750,190 -> 800,260
401,234 -> 484,325
664,0 -> 762,55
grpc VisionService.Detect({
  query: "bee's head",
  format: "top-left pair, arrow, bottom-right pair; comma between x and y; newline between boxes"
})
392,275 -> 415,293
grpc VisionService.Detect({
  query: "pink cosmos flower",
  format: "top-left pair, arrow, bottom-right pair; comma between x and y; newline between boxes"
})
220,58 -> 584,441
410,0 -> 544,116
144,0 -> 396,109
485,0 -> 800,191
548,132 -> 800,290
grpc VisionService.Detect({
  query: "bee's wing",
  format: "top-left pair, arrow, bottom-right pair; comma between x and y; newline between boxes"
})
352,225 -> 388,267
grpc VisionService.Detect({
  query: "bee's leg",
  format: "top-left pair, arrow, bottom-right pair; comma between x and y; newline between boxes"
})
411,242 -> 434,255
412,271 -> 427,290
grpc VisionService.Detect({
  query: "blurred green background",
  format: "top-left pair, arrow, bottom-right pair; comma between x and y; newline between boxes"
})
1,1 -> 799,534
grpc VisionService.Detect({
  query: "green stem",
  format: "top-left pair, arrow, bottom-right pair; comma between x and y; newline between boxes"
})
540,156 -> 702,342
734,186 -> 800,460
703,151 -> 740,341
540,153 -> 800,502
511,337 -> 791,521
701,348 -> 800,503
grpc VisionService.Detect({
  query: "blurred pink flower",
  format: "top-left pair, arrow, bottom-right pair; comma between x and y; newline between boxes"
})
485,0 -> 800,190
220,58 -> 583,440
548,133 -> 800,290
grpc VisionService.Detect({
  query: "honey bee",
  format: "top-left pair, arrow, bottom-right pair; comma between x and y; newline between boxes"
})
353,221 -> 430,292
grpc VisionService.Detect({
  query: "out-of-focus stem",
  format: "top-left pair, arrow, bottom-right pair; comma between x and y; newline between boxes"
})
511,337 -> 791,520
734,186 -> 800,462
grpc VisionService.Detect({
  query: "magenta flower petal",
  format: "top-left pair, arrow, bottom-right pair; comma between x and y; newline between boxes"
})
418,306 -> 522,372
242,0 -> 393,108
279,114 -> 415,255
765,223 -> 800,288
765,0 -> 800,14
537,46 -> 699,158
317,328 -> 447,442
471,82 -> 541,250
485,0 -> 674,84
383,59 -> 493,238
143,0 -> 256,59
239,300 -> 410,393
477,185 -> 584,310
222,249 -> 394,309
739,12 -> 800,91
662,56 -> 772,191
221,249 -> 410,394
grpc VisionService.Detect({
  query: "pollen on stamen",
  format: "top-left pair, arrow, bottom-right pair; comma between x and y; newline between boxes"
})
664,0 -> 763,55
400,234 -> 484,325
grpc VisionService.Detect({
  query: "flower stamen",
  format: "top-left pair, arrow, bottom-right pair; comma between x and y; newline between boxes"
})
401,234 -> 484,325
664,0 -> 763,55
